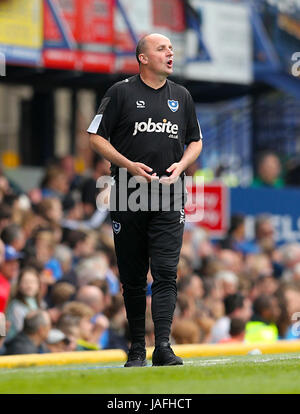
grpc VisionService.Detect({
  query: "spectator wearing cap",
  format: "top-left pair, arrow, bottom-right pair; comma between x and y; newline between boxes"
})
4,309 -> 51,355
0,244 -> 22,313
5,267 -> 41,341
45,328 -> 73,352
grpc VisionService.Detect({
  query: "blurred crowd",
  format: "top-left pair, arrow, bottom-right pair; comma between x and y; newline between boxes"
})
0,153 -> 300,356
197,149 -> 300,188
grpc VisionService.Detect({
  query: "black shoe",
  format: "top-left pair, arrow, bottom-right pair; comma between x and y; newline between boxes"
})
152,342 -> 183,366
124,343 -> 147,367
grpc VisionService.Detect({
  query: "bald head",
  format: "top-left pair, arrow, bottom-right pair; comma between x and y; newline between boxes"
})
136,33 -> 172,65
23,310 -> 51,343
76,285 -> 104,313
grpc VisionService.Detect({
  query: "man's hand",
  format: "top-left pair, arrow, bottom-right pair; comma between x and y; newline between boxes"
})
128,162 -> 159,183
159,162 -> 184,185
160,140 -> 203,185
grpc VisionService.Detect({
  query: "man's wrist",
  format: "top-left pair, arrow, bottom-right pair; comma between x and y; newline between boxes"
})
125,160 -> 134,173
177,160 -> 186,173
116,157 -> 133,172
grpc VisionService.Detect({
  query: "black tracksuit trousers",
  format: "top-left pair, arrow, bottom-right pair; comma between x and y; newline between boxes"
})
110,204 -> 185,347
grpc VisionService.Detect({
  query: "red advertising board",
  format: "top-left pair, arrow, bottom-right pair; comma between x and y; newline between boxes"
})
152,0 -> 185,32
185,181 -> 229,238
42,0 -> 186,74
43,0 -> 115,72
77,0 -> 114,44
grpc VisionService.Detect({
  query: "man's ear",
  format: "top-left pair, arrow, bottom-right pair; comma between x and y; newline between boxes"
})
139,54 -> 148,64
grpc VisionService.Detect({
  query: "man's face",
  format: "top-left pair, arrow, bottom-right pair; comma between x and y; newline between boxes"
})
258,155 -> 281,184
19,271 -> 39,297
257,220 -> 274,241
1,260 -> 19,281
235,298 -> 252,322
141,34 -> 174,77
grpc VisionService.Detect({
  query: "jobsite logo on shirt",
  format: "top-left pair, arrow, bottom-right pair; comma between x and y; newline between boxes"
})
133,118 -> 178,139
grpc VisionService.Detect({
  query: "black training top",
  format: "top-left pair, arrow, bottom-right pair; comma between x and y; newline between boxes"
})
87,74 -> 202,178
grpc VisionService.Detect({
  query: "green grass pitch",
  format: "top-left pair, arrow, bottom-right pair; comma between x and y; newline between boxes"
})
1,353 -> 300,394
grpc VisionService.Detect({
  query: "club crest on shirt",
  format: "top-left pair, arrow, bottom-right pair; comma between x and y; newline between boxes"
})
112,221 -> 121,234
168,100 -> 179,112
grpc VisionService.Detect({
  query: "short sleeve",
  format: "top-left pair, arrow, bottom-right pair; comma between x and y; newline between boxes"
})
184,91 -> 203,145
87,83 -> 122,140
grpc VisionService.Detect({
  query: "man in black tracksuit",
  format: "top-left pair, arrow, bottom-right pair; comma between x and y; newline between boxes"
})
88,33 -> 203,366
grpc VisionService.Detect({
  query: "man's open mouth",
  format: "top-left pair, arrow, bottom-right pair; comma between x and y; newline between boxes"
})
166,59 -> 173,68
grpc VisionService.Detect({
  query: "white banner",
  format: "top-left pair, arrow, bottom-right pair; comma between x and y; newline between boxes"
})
185,0 -> 253,84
